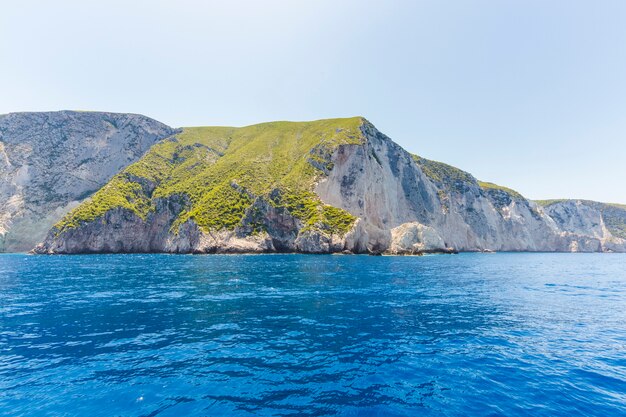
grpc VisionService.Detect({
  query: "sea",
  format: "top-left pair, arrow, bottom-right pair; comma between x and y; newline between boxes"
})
1,253 -> 626,416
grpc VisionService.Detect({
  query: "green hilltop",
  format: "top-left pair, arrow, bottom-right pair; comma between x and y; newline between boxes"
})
55,117 -> 366,236
476,181 -> 524,200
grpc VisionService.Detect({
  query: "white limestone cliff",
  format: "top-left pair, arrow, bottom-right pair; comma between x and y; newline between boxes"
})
315,121 -> 626,253
0,111 -> 175,252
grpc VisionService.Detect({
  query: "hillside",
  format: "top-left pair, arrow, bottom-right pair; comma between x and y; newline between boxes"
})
537,199 -> 626,242
0,111 -> 175,252
33,116 -> 626,254
36,118 -> 365,253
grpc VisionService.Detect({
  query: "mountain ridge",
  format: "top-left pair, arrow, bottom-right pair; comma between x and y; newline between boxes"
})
23,114 -> 625,254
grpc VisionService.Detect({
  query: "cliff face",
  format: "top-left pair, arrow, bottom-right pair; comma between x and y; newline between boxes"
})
539,200 -> 626,252
316,123 -> 626,253
32,116 -> 626,254
0,111 -> 175,252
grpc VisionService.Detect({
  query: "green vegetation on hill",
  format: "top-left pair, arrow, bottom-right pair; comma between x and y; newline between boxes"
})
536,199 -> 626,209
534,199 -> 568,207
607,203 -> 626,210
55,118 -> 364,236
604,215 -> 626,239
477,181 -> 524,199
410,154 -> 525,200
411,154 -> 475,190
57,177 -> 152,230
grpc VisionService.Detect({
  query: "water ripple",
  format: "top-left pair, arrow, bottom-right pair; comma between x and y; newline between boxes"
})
1,253 -> 626,416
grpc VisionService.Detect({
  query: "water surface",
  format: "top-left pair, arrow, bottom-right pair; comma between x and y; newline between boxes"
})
1,253 -> 626,416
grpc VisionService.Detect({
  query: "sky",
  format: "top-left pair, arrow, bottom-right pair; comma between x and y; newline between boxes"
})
2,0 -> 625,203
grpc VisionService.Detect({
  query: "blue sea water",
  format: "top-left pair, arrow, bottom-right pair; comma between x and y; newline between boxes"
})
1,253 -> 626,416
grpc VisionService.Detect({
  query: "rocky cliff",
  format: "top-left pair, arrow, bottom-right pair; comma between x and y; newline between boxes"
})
32,116 -> 626,254
537,199 -> 626,252
0,111 -> 175,252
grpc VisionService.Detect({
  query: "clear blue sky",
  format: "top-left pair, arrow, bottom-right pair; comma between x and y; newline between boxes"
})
2,0 -> 625,203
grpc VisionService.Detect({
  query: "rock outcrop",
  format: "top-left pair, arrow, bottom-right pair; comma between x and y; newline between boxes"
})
315,122 -> 626,253
0,111 -> 175,252
24,115 -> 626,254
540,200 -> 626,252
